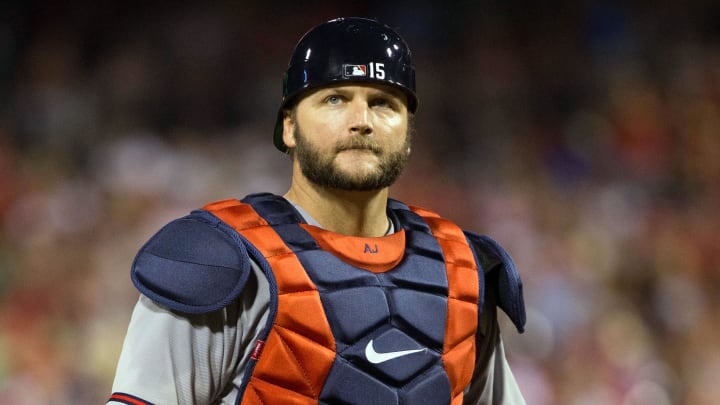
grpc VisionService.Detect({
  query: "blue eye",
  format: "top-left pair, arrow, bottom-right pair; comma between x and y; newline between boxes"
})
326,95 -> 342,104
371,98 -> 390,108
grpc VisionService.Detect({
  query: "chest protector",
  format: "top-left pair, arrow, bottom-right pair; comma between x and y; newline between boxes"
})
203,193 -> 482,405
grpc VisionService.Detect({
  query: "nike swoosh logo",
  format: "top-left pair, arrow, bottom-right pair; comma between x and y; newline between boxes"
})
365,339 -> 425,364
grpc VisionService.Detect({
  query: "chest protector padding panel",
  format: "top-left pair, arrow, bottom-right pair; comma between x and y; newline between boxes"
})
204,193 -> 480,405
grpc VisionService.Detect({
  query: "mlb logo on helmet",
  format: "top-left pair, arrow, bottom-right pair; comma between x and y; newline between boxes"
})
343,64 -> 367,77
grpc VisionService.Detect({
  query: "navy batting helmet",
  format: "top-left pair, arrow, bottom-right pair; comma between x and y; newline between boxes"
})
272,17 -> 418,152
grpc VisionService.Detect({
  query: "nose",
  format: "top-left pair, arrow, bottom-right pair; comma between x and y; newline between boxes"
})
348,101 -> 373,136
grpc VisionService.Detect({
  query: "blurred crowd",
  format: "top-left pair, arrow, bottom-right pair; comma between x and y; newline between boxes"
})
0,2 -> 718,404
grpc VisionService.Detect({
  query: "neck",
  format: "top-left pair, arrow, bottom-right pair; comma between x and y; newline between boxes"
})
284,172 -> 390,237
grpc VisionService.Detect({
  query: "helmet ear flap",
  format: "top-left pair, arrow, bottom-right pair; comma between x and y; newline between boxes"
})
281,71 -> 290,100
272,17 -> 418,152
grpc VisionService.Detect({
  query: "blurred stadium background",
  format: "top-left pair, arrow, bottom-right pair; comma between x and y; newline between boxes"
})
1,1 -> 719,404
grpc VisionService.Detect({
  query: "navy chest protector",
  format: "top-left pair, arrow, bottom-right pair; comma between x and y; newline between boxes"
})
131,193 -> 525,405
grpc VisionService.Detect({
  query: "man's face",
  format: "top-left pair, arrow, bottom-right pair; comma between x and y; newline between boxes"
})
283,83 -> 412,191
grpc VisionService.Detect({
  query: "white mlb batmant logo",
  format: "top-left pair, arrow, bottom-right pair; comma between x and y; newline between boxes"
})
343,62 -> 385,79
344,64 -> 367,77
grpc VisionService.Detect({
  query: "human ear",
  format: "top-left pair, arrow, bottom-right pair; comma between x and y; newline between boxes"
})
282,110 -> 296,149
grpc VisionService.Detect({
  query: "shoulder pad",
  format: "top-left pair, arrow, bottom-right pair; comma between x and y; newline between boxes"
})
131,213 -> 252,314
465,231 -> 526,333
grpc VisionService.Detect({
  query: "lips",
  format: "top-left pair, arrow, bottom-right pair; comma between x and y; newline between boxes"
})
336,145 -> 381,154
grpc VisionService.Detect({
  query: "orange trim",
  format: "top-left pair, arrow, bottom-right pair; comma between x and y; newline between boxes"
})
108,393 -> 153,405
410,205 -> 479,401
300,224 -> 406,273
204,199 -> 335,404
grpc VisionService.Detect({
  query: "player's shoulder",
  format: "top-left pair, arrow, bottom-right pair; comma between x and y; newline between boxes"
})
464,230 -> 526,333
131,210 -> 253,314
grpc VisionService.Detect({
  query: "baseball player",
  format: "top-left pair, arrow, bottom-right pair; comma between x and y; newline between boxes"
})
108,17 -> 526,405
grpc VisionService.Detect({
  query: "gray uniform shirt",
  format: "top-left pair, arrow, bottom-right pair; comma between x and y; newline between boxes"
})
110,207 -> 526,405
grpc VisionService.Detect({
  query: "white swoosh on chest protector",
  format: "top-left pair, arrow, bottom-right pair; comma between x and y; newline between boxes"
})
365,339 -> 425,364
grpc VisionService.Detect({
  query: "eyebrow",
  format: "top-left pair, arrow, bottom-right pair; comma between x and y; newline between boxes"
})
316,86 -> 405,100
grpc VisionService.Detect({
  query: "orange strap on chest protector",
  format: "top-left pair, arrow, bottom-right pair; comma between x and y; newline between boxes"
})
205,199 -> 336,404
409,205 -> 480,403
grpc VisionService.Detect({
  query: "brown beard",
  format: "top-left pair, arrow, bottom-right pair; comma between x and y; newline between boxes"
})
292,124 -> 412,191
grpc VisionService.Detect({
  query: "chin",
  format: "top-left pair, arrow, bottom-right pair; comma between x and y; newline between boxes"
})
337,164 -> 380,179
335,154 -> 380,171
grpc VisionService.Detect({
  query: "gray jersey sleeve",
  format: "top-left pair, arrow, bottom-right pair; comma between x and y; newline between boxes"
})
463,316 -> 526,404
110,261 -> 270,405
111,295 -> 236,403
463,267 -> 526,405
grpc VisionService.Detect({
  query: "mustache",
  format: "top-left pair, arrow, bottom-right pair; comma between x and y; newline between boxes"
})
335,137 -> 382,153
